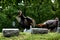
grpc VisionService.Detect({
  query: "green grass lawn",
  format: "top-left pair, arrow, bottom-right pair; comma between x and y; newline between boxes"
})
0,32 -> 60,40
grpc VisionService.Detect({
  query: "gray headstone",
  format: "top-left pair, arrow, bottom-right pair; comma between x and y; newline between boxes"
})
31,28 -> 48,34
57,27 -> 60,33
12,21 -> 15,27
2,28 -> 19,37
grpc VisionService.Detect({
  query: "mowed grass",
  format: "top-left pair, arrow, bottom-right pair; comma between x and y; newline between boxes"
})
0,32 -> 60,40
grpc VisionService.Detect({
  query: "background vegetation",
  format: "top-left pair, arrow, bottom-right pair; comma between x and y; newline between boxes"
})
0,0 -> 60,31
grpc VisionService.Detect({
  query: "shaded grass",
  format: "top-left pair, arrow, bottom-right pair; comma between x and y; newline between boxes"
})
0,32 -> 60,40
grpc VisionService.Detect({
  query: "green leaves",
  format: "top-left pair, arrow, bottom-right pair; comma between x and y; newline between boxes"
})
0,0 -> 60,31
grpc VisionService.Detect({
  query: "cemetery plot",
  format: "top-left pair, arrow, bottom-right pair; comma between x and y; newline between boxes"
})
2,28 -> 19,37
31,28 -> 48,34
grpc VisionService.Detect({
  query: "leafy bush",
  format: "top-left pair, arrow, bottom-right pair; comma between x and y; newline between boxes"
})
0,0 -> 60,31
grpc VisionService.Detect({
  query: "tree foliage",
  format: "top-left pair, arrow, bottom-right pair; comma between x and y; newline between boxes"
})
0,0 -> 60,31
